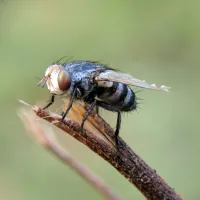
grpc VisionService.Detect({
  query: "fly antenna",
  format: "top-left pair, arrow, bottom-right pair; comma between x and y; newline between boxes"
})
37,76 -> 47,87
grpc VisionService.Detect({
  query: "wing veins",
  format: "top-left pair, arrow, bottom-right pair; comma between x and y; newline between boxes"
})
95,71 -> 170,92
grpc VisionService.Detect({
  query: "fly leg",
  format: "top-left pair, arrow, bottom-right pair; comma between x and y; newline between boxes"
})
43,95 -> 55,110
61,86 -> 77,121
95,106 -> 99,115
115,111 -> 121,146
80,100 -> 97,132
96,101 -> 121,147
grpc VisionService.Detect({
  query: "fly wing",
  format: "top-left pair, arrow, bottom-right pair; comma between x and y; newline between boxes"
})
95,70 -> 170,92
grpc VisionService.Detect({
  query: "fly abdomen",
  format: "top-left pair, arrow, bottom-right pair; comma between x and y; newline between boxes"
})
121,86 -> 137,111
97,82 -> 137,111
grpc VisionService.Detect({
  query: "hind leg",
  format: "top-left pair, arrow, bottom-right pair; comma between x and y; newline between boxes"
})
96,101 -> 121,147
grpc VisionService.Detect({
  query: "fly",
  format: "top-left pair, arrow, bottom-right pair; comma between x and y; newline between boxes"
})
37,60 -> 170,146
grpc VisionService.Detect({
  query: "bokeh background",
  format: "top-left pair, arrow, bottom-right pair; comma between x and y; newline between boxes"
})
0,1 -> 199,199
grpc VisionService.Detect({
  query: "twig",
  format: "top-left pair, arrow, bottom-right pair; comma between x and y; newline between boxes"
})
18,107 -> 121,200
18,100 -> 183,200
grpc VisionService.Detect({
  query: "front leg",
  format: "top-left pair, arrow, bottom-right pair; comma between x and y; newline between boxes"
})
43,95 -> 55,110
61,85 -> 78,121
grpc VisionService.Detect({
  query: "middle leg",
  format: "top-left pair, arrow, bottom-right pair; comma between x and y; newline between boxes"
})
80,100 -> 97,132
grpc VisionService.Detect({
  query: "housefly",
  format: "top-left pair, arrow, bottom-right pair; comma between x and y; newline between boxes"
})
37,60 -> 169,146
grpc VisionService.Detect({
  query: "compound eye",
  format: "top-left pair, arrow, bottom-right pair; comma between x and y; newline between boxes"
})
58,69 -> 71,91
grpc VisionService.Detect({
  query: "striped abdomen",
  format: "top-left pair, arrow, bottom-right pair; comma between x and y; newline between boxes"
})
96,82 -> 137,111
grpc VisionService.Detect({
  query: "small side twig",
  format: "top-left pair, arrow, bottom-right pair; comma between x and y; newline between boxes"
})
18,107 -> 121,200
18,100 -> 183,200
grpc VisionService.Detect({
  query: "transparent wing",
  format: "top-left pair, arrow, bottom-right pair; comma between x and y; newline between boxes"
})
95,70 -> 170,92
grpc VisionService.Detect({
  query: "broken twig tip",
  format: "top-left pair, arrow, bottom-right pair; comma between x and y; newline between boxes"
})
18,99 -> 31,107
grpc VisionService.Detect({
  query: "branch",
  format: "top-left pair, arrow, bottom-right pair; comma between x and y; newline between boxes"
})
18,106 -> 121,200
18,100 -> 183,200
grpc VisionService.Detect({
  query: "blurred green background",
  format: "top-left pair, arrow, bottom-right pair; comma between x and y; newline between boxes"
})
0,1 -> 199,199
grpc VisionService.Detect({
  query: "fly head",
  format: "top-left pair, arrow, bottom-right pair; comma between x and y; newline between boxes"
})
37,64 -> 72,95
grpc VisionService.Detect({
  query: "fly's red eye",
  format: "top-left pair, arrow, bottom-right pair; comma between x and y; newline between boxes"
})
58,69 -> 71,91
